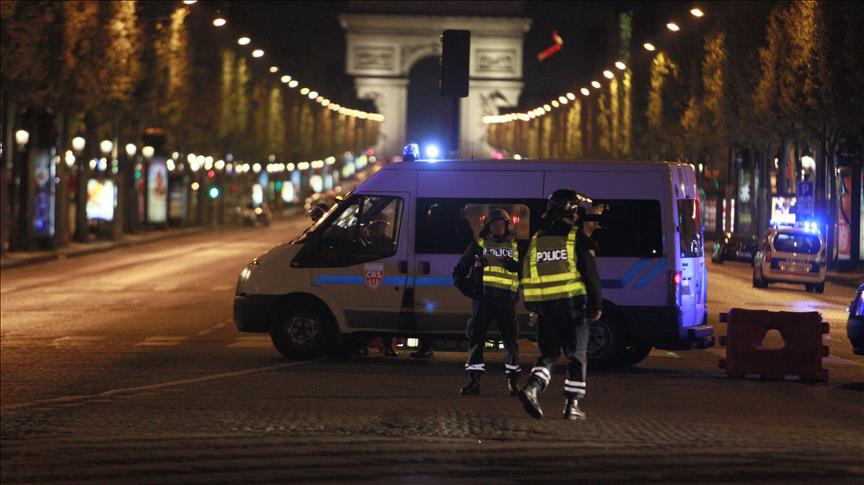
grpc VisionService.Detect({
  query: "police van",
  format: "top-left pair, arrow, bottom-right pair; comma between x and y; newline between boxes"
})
234,159 -> 713,367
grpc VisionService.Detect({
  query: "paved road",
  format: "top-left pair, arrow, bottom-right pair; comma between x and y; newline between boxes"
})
2,218 -> 862,483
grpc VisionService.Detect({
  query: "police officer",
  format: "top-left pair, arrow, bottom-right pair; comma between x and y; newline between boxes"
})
454,209 -> 522,396
518,189 -> 603,420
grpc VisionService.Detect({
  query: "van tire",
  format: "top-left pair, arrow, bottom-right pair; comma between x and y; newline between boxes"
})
270,301 -> 338,360
588,315 -> 626,368
619,340 -> 653,367
814,282 -> 825,294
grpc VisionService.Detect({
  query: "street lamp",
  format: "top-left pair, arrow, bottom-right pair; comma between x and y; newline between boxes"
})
603,70 -> 614,79
142,146 -> 155,159
615,61 -> 627,70
100,139 -> 113,156
643,42 -> 656,51
237,37 -> 251,46
72,136 -> 86,153
15,129 -> 30,148
690,8 -> 705,18
590,81 -> 601,89
580,87 -> 590,96
212,16 -> 227,27
666,22 -> 680,32
125,143 -> 137,158
252,49 -> 264,58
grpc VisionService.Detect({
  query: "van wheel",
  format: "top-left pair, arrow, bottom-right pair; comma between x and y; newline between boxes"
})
270,304 -> 336,360
588,317 -> 626,368
814,282 -> 825,294
619,340 -> 653,367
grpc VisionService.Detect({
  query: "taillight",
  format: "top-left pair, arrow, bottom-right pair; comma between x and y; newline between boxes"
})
669,270 -> 682,307
673,272 -> 682,285
765,248 -> 772,263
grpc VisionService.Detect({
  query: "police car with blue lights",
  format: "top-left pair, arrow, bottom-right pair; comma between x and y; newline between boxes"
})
752,220 -> 827,293
234,145 -> 713,367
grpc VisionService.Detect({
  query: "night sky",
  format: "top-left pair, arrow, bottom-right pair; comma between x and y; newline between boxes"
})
209,0 -> 688,143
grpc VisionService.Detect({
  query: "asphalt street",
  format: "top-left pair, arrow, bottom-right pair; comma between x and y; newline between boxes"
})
1,217 -> 862,484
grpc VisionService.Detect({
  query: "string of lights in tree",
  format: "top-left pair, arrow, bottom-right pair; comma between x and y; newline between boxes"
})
183,0 -> 383,122
483,6 -> 705,125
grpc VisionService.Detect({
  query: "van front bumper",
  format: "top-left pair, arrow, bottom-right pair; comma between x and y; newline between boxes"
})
234,294 -> 278,333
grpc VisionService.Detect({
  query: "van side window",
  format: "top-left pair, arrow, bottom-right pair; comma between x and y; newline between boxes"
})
416,198 -> 540,254
677,198 -> 703,258
590,199 -> 664,258
297,195 -> 402,267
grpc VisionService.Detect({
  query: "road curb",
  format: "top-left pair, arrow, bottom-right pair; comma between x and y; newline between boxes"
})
0,227 -> 208,270
826,274 -> 863,289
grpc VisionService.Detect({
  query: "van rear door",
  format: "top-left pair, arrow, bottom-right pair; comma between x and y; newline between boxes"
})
674,166 -> 707,329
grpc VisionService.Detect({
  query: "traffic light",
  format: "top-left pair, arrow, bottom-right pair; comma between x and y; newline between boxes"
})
208,186 -> 220,199
440,30 -> 470,98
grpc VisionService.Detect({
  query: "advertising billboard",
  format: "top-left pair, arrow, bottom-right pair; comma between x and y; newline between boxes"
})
147,160 -> 168,223
168,183 -> 187,221
33,149 -> 55,237
86,179 -> 115,221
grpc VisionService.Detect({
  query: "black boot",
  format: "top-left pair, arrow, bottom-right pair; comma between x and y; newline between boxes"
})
460,372 -> 481,395
518,379 -> 543,419
563,397 -> 586,420
506,372 -> 521,396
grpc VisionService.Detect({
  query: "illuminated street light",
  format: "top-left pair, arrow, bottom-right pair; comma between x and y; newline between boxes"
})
280,75 -> 291,83
643,42 -> 656,51
142,146 -> 155,158
300,87 -> 310,95
603,70 -> 614,79
14,129 -> 30,147
308,91 -> 318,99
558,96 -> 568,104
237,37 -> 251,46
615,61 -> 627,70
252,163 -> 261,173
288,80 -> 299,88
212,17 -> 227,27
252,49 -> 264,58
125,143 -> 137,157
71,136 -> 86,153
543,104 -> 551,111
99,139 -> 113,155
183,0 -> 197,4
566,92 -> 575,100
690,8 -> 704,18
64,150 -> 76,167
269,66 -> 279,73
580,87 -> 590,96
591,80 -> 601,89
667,22 -> 680,32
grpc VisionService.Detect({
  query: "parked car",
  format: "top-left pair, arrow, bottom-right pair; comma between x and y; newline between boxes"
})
752,225 -> 826,292
848,284 -> 864,356
711,233 -> 758,264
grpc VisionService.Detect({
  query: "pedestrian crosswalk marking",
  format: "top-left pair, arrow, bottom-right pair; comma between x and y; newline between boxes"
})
228,336 -> 271,348
136,336 -> 188,347
53,336 -> 105,345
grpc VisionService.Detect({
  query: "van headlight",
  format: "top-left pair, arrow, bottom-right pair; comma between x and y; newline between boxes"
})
236,260 -> 258,295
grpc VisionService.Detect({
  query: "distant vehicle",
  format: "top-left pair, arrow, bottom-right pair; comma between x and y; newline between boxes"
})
234,159 -> 712,368
237,203 -> 272,227
752,224 -> 826,292
711,233 -> 758,264
848,284 -> 864,356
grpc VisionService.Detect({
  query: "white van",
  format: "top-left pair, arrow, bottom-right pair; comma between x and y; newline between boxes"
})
234,159 -> 713,367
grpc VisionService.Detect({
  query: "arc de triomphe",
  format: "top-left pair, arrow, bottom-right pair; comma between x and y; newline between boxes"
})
339,14 -> 531,159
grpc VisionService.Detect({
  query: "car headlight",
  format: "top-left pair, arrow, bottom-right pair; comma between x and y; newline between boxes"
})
236,260 -> 258,295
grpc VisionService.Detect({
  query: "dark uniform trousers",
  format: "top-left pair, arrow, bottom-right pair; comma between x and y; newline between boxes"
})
465,295 -> 520,375
530,295 -> 589,399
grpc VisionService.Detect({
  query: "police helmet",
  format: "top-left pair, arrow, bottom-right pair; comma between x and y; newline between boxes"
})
484,209 -> 512,227
545,189 -> 593,221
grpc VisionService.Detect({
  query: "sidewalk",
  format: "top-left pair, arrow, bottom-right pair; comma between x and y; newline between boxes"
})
826,270 -> 863,288
0,226 -> 209,270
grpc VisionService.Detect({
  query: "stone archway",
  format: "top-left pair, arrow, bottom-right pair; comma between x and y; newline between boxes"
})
340,14 -> 531,159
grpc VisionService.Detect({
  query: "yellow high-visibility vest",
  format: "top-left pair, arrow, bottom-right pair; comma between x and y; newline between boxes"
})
522,227 -> 586,302
478,238 -> 520,294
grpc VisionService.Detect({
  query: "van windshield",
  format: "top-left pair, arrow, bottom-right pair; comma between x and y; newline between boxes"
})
774,233 -> 821,254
